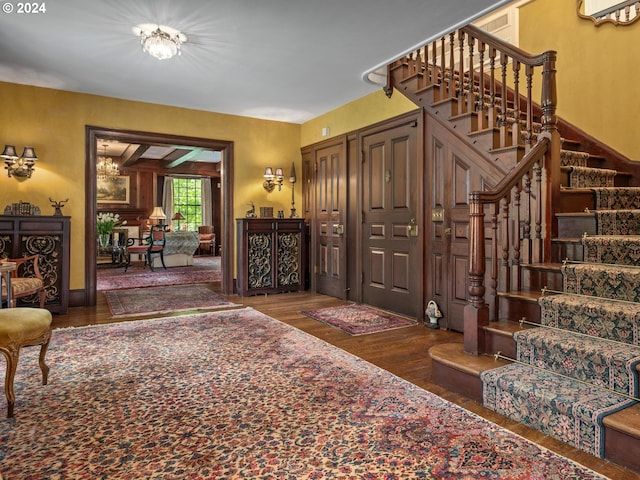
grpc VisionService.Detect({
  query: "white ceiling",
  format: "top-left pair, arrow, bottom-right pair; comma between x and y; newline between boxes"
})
0,0 -> 510,123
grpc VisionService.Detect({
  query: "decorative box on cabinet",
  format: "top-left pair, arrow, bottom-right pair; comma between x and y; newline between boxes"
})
236,218 -> 306,296
0,215 -> 71,313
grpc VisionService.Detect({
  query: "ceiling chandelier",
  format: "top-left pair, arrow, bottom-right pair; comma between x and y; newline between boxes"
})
135,25 -> 186,60
97,144 -> 119,179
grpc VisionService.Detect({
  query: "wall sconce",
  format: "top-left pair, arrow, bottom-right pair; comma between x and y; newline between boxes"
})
1,145 -> 38,178
263,167 -> 284,192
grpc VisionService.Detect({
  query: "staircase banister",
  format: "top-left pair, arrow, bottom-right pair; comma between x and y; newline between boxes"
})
472,137 -> 550,204
461,24 -> 554,67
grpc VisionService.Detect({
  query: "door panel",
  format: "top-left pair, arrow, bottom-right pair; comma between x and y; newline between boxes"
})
314,143 -> 347,298
427,119 -> 496,332
362,122 -> 420,317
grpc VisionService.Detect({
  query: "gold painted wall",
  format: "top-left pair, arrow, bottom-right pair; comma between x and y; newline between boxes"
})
0,81 -> 301,291
300,89 -> 417,146
519,0 -> 640,159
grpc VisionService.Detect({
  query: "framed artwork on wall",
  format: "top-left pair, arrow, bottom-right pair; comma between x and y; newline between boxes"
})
97,175 -> 130,204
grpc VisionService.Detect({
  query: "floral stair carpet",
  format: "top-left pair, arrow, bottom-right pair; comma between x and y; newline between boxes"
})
481,160 -> 640,459
301,304 -> 417,335
0,309 -> 611,479
104,284 -> 239,317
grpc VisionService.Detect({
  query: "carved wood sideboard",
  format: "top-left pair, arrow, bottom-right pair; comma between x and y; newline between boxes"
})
236,218 -> 306,296
0,215 -> 71,313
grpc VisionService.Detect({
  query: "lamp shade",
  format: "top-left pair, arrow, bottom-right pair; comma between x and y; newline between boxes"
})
172,212 -> 185,221
150,206 -> 166,220
264,167 -> 274,178
1,145 -> 18,158
21,147 -> 37,160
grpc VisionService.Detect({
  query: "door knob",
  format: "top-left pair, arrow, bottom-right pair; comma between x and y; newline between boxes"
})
335,224 -> 345,235
445,227 -> 452,238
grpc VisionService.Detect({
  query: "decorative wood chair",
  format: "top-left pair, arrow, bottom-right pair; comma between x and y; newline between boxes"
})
0,307 -> 52,417
1,255 -> 46,308
125,224 -> 167,272
197,225 -> 216,256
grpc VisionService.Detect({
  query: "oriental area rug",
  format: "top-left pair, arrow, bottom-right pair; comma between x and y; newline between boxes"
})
97,256 -> 222,291
104,284 -> 238,317
0,308 -> 608,479
302,303 -> 417,335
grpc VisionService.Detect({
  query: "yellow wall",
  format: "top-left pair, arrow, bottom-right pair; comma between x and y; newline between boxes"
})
518,0 -> 640,159
301,89 -> 417,146
0,82 -> 301,291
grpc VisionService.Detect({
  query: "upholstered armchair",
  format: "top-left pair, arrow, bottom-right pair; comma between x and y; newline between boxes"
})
1,255 -> 46,308
198,226 -> 216,255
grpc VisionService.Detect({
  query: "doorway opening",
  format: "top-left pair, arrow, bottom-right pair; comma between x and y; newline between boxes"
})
85,126 -> 234,305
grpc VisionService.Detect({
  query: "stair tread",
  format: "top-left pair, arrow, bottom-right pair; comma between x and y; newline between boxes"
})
522,262 -> 563,272
603,403 -> 640,439
496,290 -> 544,302
428,343 -> 508,376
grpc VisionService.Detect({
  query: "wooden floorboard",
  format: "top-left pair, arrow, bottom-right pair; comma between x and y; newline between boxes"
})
50,287 -> 637,479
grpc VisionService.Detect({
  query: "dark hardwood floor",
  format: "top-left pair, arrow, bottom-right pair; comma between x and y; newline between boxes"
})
51,285 -> 636,479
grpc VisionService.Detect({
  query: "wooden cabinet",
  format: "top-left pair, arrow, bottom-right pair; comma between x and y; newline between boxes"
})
236,218 -> 306,296
0,215 -> 71,313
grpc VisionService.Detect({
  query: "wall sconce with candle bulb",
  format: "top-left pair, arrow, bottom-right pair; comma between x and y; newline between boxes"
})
263,167 -> 284,192
1,145 -> 38,178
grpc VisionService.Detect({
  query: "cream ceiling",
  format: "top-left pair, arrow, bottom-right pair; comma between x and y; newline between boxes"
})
0,0 -> 511,124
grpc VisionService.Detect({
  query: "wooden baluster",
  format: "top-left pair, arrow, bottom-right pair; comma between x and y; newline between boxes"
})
487,47 -> 497,131
477,41 -> 487,131
499,53 -> 509,149
422,45 -> 430,88
525,65 -> 534,147
431,40 -> 438,98
510,60 -> 521,148
533,161 -> 543,263
440,37 -> 447,100
501,195 -> 511,293
448,32 -> 455,101
491,204 -> 499,321
522,172 -> 532,265
466,35 -> 475,116
464,193 -> 488,356
512,185 -> 522,292
457,30 -> 466,115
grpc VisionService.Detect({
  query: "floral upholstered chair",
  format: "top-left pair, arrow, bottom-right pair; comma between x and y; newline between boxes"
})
1,254 -> 46,308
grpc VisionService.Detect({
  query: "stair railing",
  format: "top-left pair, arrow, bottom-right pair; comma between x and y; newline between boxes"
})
386,23 -> 562,355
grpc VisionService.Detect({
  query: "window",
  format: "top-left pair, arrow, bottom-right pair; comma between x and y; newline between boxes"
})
173,178 -> 202,231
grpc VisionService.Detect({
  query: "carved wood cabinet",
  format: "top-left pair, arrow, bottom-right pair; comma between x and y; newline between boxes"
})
0,215 -> 71,313
236,218 -> 306,296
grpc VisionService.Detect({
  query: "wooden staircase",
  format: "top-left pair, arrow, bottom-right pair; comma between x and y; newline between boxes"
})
383,24 -> 640,472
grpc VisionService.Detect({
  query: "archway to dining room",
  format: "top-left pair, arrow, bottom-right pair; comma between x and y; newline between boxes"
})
84,126 -> 234,306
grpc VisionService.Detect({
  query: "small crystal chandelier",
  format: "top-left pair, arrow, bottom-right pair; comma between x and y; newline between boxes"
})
97,144 -> 119,180
136,25 -> 186,60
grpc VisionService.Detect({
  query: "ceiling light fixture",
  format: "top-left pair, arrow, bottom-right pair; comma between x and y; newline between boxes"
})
97,144 -> 119,179
135,25 -> 186,60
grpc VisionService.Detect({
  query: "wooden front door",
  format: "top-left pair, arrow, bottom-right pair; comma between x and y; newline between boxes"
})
361,119 -> 421,317
314,142 -> 348,299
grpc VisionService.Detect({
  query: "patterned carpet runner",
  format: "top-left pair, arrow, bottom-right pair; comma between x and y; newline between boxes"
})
481,160 -> 640,459
481,364 -> 635,458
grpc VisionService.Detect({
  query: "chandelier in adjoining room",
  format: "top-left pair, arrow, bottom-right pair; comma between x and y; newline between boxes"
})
97,144 -> 119,179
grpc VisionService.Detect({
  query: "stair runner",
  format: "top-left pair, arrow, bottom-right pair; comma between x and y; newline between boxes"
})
480,146 -> 640,458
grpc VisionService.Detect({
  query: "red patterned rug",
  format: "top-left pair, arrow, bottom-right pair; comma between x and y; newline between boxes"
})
302,304 -> 417,335
104,284 -> 238,317
97,256 -> 221,291
0,308 -> 608,479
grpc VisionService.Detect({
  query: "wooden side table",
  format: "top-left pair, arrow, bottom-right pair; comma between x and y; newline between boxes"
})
0,262 -> 17,309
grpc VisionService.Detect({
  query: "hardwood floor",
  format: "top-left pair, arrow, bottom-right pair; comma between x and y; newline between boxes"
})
52,286 -> 636,479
